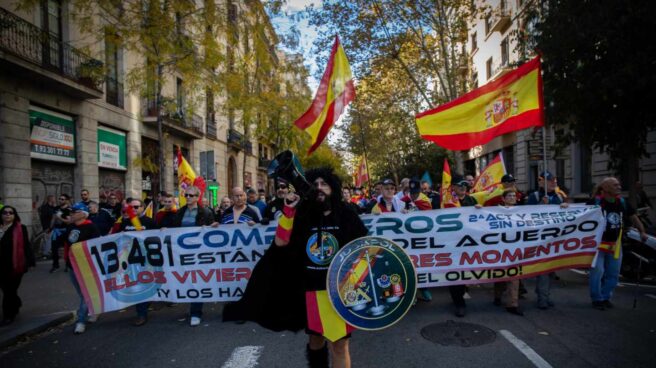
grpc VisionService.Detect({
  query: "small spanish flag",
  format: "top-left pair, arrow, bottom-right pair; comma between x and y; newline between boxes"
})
294,36 -> 355,155
306,290 -> 355,342
416,56 -> 544,150
471,152 -> 507,193
441,159 -> 460,208
354,157 -> 368,188
176,147 -> 206,207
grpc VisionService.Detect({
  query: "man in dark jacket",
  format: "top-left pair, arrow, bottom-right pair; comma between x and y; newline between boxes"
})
172,186 -> 217,326
262,180 -> 289,222
88,201 -> 113,236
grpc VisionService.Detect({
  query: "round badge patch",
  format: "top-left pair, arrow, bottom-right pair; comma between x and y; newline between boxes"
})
327,236 -> 417,330
306,232 -> 339,266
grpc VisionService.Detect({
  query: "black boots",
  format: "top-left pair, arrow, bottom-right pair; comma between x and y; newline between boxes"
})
306,343 -> 329,368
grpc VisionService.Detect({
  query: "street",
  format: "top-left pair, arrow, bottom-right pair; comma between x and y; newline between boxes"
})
1,265 -> 655,368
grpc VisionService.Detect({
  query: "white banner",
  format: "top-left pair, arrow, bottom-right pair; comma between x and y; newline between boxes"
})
70,205 -> 605,314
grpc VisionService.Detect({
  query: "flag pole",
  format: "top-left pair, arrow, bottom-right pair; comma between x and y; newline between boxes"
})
356,112 -> 372,194
542,126 -> 548,182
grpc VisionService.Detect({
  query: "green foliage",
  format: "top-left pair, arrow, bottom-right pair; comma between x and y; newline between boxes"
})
299,0 -> 471,180
524,0 -> 656,173
299,145 -> 350,183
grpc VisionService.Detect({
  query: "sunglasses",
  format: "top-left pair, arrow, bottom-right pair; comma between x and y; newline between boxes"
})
277,186 -> 288,189
184,194 -> 198,198
1,211 -> 15,215
59,198 -> 67,201
132,205 -> 142,209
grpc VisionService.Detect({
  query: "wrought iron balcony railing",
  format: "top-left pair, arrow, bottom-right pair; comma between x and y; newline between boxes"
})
0,7 -> 104,91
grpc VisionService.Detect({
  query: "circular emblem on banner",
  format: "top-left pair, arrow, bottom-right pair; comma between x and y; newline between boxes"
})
306,232 -> 339,266
327,236 -> 417,330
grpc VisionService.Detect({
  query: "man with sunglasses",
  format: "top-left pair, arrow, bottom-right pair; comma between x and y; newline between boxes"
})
171,185 -> 218,327
116,199 -> 157,232
101,193 -> 122,220
262,180 -> 290,222
113,198 -> 158,326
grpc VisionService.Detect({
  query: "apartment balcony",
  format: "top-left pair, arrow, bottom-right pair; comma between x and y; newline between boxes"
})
0,7 -> 103,99
490,4 -> 512,34
490,59 -> 512,80
141,99 -> 204,139
227,128 -> 253,154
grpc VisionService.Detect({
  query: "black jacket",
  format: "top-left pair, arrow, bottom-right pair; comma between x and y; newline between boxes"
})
223,202 -> 367,332
0,224 -> 35,280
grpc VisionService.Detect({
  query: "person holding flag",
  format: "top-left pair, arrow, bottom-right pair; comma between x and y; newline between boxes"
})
440,159 -> 460,209
110,198 -> 157,327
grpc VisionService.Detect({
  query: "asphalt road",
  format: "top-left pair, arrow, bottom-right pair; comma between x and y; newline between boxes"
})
1,270 -> 656,368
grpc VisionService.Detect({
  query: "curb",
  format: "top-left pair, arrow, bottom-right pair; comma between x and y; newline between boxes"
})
0,311 -> 74,350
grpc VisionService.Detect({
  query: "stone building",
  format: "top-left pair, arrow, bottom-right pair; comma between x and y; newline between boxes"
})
0,0 -> 309,235
465,0 -> 656,200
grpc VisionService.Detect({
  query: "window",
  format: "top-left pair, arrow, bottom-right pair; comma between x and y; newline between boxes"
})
486,57 -> 493,81
206,89 -> 216,138
227,1 -> 238,41
501,37 -> 509,66
105,30 -> 123,108
471,72 -> 479,89
42,0 -> 62,68
500,0 -> 507,11
176,78 -> 184,114
485,15 -> 491,35
471,32 -> 477,52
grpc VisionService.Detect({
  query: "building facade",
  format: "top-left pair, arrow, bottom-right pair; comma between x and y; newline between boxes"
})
465,0 -> 656,200
0,0 -> 308,235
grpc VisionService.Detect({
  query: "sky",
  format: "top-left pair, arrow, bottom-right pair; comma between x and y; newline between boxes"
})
269,0 -> 322,90
269,1 -> 352,154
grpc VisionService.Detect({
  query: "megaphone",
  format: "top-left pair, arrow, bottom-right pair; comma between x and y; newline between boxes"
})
267,150 -> 312,197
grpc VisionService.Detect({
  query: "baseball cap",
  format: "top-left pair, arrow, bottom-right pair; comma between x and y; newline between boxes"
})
501,174 -> 516,183
409,179 -> 421,194
71,203 -> 89,214
540,171 -> 554,180
382,178 -> 396,186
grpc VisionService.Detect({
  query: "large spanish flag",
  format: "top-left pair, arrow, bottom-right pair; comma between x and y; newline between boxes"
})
416,56 -> 544,150
294,36 -> 355,155
471,152 -> 506,193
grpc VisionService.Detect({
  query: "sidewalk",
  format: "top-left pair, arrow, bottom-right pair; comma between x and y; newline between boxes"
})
0,260 -> 77,349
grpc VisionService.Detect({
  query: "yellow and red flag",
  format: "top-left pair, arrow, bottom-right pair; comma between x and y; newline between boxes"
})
416,56 -> 544,150
176,147 -> 206,207
306,290 -> 355,342
441,159 -> 460,208
471,152 -> 507,193
144,201 -> 153,218
294,36 -> 355,155
354,157 -> 369,187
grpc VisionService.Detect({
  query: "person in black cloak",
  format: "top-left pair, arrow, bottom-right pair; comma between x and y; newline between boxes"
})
223,167 -> 368,368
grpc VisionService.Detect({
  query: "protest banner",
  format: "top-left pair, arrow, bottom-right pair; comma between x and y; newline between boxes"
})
70,205 -> 605,314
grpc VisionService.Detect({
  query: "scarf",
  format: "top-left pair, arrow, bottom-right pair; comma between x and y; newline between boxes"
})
11,222 -> 26,276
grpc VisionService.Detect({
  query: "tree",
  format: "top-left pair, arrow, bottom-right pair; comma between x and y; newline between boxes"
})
303,0 -> 474,174
524,0 -> 656,188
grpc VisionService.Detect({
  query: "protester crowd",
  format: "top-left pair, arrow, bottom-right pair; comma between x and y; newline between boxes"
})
0,172 -> 648,336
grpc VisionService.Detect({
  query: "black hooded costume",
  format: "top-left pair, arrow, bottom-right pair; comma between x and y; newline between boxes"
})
223,168 -> 368,333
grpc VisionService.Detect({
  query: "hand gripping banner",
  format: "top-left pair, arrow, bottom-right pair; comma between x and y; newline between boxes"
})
70,205 -> 605,314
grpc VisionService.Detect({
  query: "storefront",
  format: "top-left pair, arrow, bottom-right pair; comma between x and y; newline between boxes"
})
98,126 -> 127,201
29,106 -> 76,232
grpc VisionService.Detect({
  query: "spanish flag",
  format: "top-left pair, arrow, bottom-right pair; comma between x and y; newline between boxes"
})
441,159 -> 460,208
306,290 -> 355,342
471,152 -> 506,193
354,157 -> 368,187
416,56 -> 544,150
294,36 -> 355,155
176,147 -> 206,207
